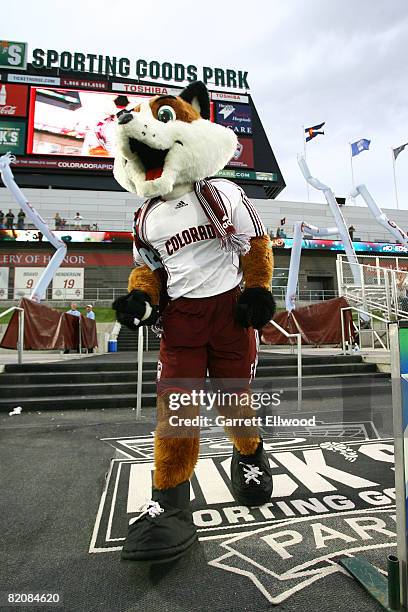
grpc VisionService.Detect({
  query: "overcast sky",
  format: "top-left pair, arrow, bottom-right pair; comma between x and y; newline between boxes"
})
4,0 -> 408,208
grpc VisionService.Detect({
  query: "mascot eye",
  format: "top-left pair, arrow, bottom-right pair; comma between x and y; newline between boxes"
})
157,105 -> 176,123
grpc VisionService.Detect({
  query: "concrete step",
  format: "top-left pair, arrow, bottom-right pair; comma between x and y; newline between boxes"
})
0,379 -> 391,412
0,372 -> 390,399
3,353 -> 363,374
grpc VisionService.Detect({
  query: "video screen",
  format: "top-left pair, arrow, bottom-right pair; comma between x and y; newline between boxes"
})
30,88 -> 146,158
28,87 -> 254,168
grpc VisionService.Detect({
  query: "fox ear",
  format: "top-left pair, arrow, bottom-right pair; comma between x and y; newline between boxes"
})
179,81 -> 210,119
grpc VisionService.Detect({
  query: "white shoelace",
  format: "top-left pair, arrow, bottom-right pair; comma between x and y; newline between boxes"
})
240,462 -> 264,485
129,500 -> 164,525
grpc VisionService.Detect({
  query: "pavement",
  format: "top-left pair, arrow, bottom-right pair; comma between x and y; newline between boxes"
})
0,398 -> 395,612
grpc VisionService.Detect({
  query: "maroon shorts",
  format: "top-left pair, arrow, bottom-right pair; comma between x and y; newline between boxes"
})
157,286 -> 258,394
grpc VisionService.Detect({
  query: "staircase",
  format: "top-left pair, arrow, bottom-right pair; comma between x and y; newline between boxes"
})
0,352 -> 390,413
337,254 -> 408,320
117,325 -> 160,352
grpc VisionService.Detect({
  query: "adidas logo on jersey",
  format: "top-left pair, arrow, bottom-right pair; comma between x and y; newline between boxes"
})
175,200 -> 189,209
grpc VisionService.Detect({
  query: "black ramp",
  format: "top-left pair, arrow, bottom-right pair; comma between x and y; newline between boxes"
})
0,409 -> 392,611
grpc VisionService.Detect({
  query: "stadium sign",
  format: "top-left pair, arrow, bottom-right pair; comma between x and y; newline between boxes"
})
29,45 -> 249,89
0,41 -> 27,70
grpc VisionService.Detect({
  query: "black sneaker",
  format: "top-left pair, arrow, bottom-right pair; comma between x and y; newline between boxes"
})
121,480 -> 198,562
230,439 -> 273,506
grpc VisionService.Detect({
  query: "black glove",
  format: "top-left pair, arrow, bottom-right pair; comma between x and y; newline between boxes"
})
235,287 -> 276,330
112,289 -> 159,331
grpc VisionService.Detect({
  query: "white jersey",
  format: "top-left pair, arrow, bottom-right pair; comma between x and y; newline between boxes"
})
134,179 -> 265,299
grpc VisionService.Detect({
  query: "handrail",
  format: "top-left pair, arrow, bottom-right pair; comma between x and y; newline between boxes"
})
0,306 -> 24,364
266,319 -> 302,411
340,306 -> 391,353
136,326 -> 144,418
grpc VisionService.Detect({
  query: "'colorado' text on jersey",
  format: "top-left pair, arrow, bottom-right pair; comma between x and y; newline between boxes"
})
134,179 -> 265,299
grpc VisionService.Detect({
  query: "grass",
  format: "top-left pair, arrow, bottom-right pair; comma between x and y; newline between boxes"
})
0,306 -> 117,324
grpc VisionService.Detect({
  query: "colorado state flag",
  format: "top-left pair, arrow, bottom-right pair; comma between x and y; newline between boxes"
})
305,122 -> 325,142
351,139 -> 371,156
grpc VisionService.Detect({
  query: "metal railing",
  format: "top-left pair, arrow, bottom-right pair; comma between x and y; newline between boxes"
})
266,319 -> 302,410
0,306 -> 24,364
340,306 -> 391,353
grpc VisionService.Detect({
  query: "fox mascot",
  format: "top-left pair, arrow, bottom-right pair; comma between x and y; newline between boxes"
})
113,81 -> 275,562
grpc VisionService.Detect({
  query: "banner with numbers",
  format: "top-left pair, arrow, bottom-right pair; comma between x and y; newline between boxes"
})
14,267 -> 46,299
0,267 -> 9,299
52,268 -> 84,300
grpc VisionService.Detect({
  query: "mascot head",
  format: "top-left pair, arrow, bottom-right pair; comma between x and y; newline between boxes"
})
113,81 -> 237,199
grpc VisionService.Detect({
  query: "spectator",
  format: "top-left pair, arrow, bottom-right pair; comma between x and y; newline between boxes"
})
85,304 -> 95,320
60,218 -> 67,229
55,213 -> 62,229
85,305 -> 96,353
17,209 -> 26,230
64,302 -> 81,354
348,225 -> 355,241
5,209 -> 14,229
66,302 -> 81,317
0,210 -> 4,229
276,227 -> 287,239
73,212 -> 83,228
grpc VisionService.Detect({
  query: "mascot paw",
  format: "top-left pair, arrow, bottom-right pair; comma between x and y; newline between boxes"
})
112,289 -> 159,331
235,287 -> 276,330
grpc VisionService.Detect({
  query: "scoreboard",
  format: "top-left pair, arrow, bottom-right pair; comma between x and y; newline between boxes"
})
0,41 -> 285,199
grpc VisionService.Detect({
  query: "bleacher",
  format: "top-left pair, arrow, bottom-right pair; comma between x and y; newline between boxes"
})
0,186 -> 407,242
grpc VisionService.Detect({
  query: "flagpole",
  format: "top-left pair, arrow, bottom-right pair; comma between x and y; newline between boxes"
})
349,142 -> 356,205
392,147 -> 399,210
302,125 -> 310,202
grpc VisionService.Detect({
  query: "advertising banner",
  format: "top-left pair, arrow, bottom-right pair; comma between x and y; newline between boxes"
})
0,267 -> 9,299
0,84 -> 28,117
7,74 -> 60,86
211,91 -> 249,104
52,267 -> 84,299
229,137 -> 254,168
0,41 -> 27,70
215,102 -> 252,135
0,119 -> 26,154
14,267 -> 46,299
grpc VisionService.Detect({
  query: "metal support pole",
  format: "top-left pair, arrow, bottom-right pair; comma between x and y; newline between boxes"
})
17,308 -> 24,365
78,316 -> 82,355
340,308 -> 346,353
389,322 -> 408,608
136,326 -> 144,419
297,333 -> 302,411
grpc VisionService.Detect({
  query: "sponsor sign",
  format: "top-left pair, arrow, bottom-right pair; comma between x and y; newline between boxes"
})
12,156 -> 114,171
30,48 -> 250,89
90,434 -> 396,603
0,83 -> 28,117
216,168 -> 277,181
229,137 -> 254,168
0,41 -> 27,70
52,267 -> 84,299
216,102 -> 252,135
0,119 -> 26,154
112,82 -> 181,96
270,237 -> 408,255
7,73 -> 60,86
211,91 -> 249,104
13,267 -> 46,299
60,78 -> 108,90
0,267 -> 9,299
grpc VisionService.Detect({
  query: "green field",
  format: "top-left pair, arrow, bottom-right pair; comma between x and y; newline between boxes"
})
0,306 -> 117,325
